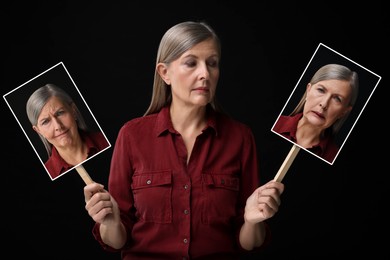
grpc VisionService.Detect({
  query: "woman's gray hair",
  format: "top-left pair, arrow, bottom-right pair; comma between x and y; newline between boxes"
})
26,83 -> 88,158
290,63 -> 359,136
144,20 -> 223,116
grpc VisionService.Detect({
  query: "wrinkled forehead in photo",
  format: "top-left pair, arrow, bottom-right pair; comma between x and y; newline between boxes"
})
3,62 -> 111,181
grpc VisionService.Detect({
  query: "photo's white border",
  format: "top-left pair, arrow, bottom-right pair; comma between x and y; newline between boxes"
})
271,43 -> 382,165
3,62 -> 111,181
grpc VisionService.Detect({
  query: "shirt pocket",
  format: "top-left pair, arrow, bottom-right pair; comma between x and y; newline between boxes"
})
201,173 -> 240,225
131,170 -> 172,223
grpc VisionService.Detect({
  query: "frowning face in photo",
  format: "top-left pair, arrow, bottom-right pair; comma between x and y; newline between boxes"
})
302,79 -> 352,131
32,96 -> 79,150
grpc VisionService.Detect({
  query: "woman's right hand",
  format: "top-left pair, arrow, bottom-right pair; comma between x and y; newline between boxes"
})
84,183 -> 120,225
84,183 -> 127,248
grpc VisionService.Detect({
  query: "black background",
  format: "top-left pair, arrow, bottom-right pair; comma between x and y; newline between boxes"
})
2,1 -> 388,259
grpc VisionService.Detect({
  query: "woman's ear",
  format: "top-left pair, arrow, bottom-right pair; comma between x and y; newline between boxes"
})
156,63 -> 170,85
32,125 -> 39,134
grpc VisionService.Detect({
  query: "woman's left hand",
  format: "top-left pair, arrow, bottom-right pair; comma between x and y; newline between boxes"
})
244,180 -> 285,224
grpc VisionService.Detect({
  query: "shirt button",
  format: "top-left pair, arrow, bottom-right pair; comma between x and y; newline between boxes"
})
184,184 -> 188,190
183,238 -> 188,244
184,209 -> 189,215
146,180 -> 152,185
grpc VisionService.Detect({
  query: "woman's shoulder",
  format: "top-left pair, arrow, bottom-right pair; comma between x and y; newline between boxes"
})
273,113 -> 301,130
118,113 -> 159,136
275,114 -> 294,123
83,130 -> 110,149
122,113 -> 158,127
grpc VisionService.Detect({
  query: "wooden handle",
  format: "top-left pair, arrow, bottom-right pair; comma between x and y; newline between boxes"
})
273,145 -> 300,182
75,165 -> 94,185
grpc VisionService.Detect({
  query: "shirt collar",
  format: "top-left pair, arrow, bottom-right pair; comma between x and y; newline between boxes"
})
48,145 -> 72,176
279,112 -> 333,155
155,105 -> 218,137
47,130 -> 99,176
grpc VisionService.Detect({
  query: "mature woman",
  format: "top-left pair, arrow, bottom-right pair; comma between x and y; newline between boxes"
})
83,21 -> 284,259
273,63 -> 359,163
26,83 -> 109,179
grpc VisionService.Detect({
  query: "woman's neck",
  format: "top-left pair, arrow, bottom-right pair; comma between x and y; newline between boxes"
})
296,118 -> 323,148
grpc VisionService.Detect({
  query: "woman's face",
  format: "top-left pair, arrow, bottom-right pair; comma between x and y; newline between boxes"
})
33,96 -> 79,149
303,79 -> 352,130
159,38 -> 220,108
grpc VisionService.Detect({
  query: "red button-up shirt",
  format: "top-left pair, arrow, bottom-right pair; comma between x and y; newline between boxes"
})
92,105 -> 268,259
45,130 -> 109,179
272,113 -> 339,163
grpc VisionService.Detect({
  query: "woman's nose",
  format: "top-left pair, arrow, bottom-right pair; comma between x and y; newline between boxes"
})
199,64 -> 210,80
53,118 -> 63,131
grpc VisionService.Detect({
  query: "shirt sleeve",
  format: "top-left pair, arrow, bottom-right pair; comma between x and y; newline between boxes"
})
92,123 -> 135,251
235,125 -> 272,252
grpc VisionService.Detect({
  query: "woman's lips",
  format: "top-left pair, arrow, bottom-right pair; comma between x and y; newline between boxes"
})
312,111 -> 325,119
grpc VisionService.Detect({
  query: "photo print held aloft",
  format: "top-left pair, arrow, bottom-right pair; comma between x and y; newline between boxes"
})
271,43 -> 381,182
3,62 -> 111,183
